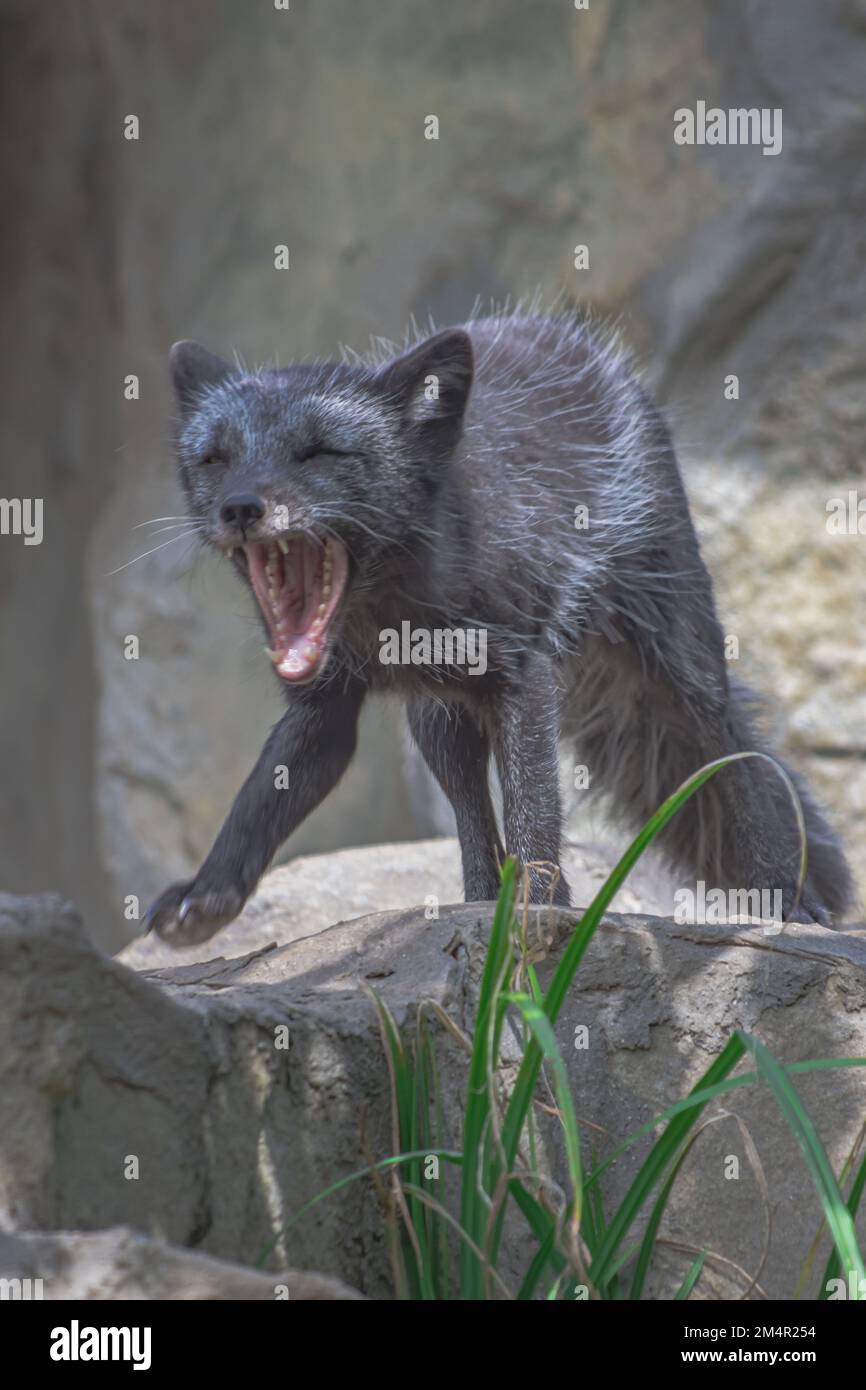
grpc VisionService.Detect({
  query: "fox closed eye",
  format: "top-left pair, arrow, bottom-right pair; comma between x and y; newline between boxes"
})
295,444 -> 354,462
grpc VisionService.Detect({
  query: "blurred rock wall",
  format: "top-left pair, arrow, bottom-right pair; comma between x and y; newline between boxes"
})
2,0 -> 864,949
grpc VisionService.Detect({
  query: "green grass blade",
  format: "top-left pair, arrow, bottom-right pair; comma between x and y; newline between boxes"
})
482,946 -> 518,1236
367,987 -> 424,1297
589,1034 -> 746,1288
409,1009 -> 435,1298
422,1007 -> 451,1300
517,1224 -> 558,1300
819,1148 -> 866,1299
510,1178 -> 574,1298
739,1032 -> 865,1293
502,991 -> 583,1234
459,856 -> 518,1298
578,1151 -> 601,1266
528,962 -> 543,1004
675,1252 -> 706,1300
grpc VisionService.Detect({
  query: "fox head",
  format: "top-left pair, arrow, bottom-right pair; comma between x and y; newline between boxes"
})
168,328 -> 473,683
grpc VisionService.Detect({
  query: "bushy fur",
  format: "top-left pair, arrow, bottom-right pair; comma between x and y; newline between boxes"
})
146,304 -> 854,944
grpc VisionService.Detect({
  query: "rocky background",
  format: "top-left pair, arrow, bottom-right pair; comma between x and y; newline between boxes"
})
2,0 -> 865,950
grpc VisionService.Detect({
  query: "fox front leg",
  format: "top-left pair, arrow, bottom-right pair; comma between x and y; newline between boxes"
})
145,679 -> 364,945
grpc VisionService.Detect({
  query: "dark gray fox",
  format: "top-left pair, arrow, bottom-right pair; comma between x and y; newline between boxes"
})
145,310 -> 853,943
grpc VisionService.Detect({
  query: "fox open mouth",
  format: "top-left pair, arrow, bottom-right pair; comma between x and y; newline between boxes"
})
243,535 -> 348,683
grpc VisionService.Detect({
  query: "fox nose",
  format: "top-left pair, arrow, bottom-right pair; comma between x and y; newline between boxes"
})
220,493 -> 266,532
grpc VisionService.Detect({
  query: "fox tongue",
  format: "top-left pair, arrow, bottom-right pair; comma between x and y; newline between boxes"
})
271,536 -> 322,678
244,535 -> 347,684
274,544 -> 324,679
246,540 -> 317,632
281,543 -> 312,631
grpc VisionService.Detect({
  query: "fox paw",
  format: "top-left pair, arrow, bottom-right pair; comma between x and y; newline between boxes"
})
144,878 -> 246,946
783,884 -> 832,929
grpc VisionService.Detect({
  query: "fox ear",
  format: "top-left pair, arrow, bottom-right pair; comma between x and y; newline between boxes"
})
169,341 -> 232,410
380,329 -> 474,433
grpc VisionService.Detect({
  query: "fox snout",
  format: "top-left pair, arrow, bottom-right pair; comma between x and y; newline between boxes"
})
219,492 -> 267,535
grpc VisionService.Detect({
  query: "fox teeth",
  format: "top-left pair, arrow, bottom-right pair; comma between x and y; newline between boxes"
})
277,537 -> 289,555
264,647 -> 280,659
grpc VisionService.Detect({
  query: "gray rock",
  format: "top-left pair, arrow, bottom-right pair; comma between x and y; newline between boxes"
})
0,1226 -> 363,1300
3,862 -> 865,1300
